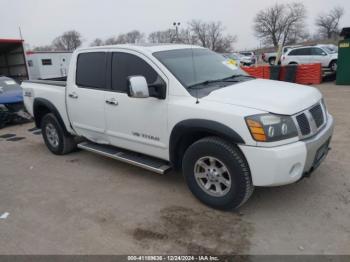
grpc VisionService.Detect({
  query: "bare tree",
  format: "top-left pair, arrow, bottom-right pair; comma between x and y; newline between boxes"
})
178,28 -> 197,45
316,6 -> 344,39
124,30 -> 145,43
104,36 -> 119,45
52,30 -> 82,51
254,2 -> 307,48
148,30 -> 176,43
32,45 -> 54,51
103,30 -> 145,45
188,20 -> 209,47
188,20 -> 236,52
90,38 -> 104,47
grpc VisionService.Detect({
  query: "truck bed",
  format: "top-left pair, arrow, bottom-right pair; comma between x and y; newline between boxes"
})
24,79 -> 66,87
21,79 -> 73,133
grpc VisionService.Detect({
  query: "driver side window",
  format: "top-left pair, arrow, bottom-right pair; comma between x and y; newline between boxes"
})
111,52 -> 165,98
311,48 -> 326,56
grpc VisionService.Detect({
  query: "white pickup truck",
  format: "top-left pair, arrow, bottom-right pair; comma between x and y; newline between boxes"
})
22,44 -> 334,210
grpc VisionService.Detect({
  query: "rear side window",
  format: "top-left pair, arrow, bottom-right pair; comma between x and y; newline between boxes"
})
76,52 -> 107,89
289,48 -> 311,56
112,52 -> 158,92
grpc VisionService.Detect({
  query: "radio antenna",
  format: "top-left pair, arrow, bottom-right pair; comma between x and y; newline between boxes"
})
190,45 -> 199,104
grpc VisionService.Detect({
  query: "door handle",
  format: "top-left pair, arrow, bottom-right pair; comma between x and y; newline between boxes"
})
68,92 -> 78,99
105,98 -> 118,106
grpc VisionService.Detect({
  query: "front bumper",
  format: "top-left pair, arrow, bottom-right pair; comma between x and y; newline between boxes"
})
239,114 -> 334,186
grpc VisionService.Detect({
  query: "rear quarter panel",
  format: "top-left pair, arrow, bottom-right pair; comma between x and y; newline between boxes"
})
22,82 -> 75,134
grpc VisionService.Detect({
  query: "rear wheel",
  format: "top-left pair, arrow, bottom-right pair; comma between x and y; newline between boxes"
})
41,113 -> 76,155
182,137 -> 254,210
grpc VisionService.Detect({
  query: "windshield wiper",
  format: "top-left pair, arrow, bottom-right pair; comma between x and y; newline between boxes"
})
187,78 -> 241,89
187,74 -> 255,89
221,74 -> 255,81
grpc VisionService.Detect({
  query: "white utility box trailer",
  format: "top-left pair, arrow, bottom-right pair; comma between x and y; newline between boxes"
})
26,51 -> 72,80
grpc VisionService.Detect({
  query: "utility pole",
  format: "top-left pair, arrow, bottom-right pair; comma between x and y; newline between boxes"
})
19,26 -> 23,40
173,22 -> 181,43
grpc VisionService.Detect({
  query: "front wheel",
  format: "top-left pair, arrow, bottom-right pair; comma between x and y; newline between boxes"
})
330,60 -> 337,72
182,137 -> 254,210
269,57 -> 276,65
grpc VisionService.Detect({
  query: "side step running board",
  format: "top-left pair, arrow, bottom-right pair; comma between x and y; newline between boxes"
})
77,141 -> 172,174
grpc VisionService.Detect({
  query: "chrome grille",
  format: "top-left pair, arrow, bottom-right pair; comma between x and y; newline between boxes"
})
296,113 -> 311,136
309,103 -> 324,128
294,102 -> 327,139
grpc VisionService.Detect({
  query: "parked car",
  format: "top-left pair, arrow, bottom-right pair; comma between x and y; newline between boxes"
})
0,76 -> 30,128
222,53 -> 242,66
262,45 -> 301,65
239,51 -> 256,65
281,45 -> 338,71
22,44 -> 334,210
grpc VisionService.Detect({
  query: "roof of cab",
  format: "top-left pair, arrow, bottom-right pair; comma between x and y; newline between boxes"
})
77,43 -> 204,54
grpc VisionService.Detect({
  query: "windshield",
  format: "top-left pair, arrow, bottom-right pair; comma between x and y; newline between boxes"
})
153,48 -> 248,88
240,52 -> 252,56
225,53 -> 240,60
323,46 -> 338,54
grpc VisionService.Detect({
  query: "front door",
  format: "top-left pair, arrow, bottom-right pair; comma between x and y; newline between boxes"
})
104,51 -> 168,159
66,51 -> 109,143
310,47 -> 329,67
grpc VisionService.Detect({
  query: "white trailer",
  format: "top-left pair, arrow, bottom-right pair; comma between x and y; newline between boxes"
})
26,51 -> 72,80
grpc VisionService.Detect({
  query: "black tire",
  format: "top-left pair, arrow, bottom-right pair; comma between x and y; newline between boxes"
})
182,137 -> 254,210
289,62 -> 298,65
41,113 -> 76,155
269,57 -> 276,65
329,60 -> 337,72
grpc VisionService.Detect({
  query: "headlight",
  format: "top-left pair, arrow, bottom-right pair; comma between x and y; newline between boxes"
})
245,114 -> 298,142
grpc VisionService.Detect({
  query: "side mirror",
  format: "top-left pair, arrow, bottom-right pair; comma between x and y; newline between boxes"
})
127,76 -> 149,98
322,52 -> 327,56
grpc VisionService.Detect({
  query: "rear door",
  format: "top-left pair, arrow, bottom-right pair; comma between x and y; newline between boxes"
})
66,51 -> 109,143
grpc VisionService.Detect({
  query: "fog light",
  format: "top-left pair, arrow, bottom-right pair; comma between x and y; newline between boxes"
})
289,163 -> 302,178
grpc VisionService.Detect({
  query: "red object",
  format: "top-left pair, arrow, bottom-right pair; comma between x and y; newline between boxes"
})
242,64 -> 322,84
279,67 -> 286,81
242,65 -> 270,79
262,65 -> 270,79
241,66 -> 264,78
296,64 -> 322,85
0,38 -> 23,43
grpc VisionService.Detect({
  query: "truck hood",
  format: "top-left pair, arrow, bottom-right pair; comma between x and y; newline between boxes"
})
203,79 -> 322,115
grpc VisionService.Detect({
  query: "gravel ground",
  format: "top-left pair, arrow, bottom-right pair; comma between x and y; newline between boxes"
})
0,82 -> 349,255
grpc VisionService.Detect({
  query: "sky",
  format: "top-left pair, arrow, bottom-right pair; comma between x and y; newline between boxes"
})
1,0 -> 349,50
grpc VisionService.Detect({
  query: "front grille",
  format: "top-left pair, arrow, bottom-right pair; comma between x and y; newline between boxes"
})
296,113 -> 311,136
309,103 -> 324,128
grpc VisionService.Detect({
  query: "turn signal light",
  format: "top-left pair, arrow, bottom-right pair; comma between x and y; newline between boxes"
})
246,119 -> 267,142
